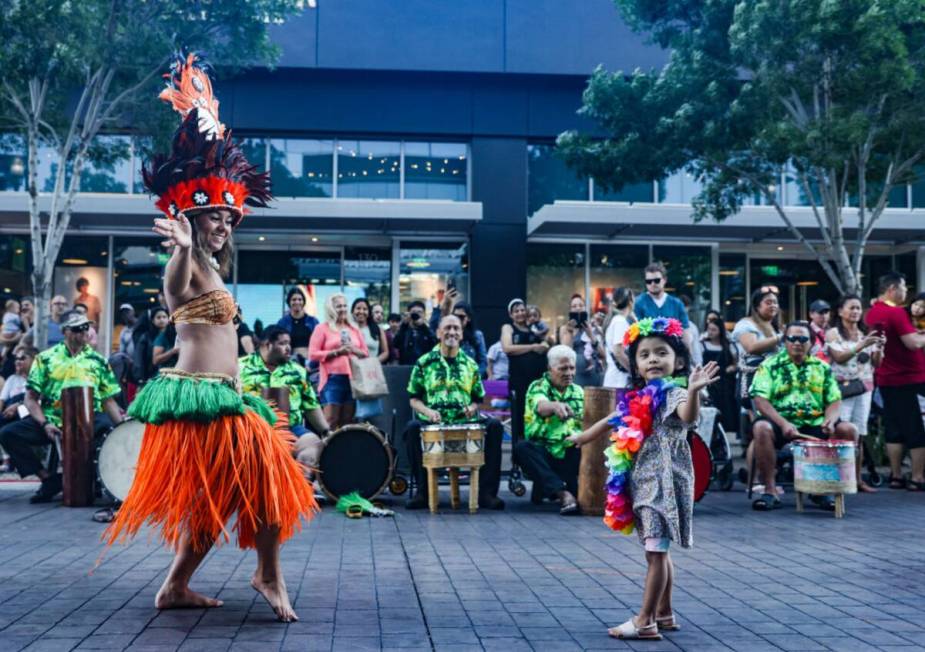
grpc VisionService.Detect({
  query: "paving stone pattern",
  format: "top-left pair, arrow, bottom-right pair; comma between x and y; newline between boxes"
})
1,481 -> 923,651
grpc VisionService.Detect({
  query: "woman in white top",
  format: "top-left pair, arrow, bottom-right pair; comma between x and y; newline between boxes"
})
731,287 -> 783,411
351,298 -> 389,364
603,288 -> 635,392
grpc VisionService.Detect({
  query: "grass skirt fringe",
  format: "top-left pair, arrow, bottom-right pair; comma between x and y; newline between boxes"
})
105,371 -> 318,551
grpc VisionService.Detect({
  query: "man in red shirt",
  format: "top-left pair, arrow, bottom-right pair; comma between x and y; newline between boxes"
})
865,271 -> 925,490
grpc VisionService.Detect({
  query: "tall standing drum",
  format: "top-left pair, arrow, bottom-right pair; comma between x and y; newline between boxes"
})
793,439 -> 856,518
61,386 -> 95,507
578,387 -> 616,516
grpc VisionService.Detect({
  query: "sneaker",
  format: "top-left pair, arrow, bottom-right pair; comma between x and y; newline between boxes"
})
29,474 -> 62,504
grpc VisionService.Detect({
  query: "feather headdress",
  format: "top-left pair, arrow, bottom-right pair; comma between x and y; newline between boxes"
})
143,52 -> 271,227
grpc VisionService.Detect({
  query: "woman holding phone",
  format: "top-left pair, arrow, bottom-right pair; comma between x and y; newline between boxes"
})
558,294 -> 605,387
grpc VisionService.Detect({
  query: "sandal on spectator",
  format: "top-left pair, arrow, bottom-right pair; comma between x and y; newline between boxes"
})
751,493 -> 781,511
810,495 -> 836,511
906,480 -> 925,492
888,475 -> 906,489
608,618 -> 662,640
656,614 -> 680,631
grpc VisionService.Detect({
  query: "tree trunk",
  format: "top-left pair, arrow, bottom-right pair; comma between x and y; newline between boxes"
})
31,273 -> 50,351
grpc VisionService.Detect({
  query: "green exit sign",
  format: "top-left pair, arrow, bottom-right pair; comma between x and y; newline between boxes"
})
157,253 -> 170,265
760,265 -> 780,276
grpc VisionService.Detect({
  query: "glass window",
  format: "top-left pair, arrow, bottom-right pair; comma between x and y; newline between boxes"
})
344,246 -> 391,313
783,164 -> 822,207
113,237 -> 167,317
658,169 -> 703,204
652,245 -> 711,327
337,140 -> 400,199
399,242 -> 468,317
0,134 -> 27,192
527,144 -> 588,215
81,135 -> 132,193
594,180 -> 654,203
589,244 -> 648,314
749,257 -> 839,324
912,167 -> 925,208
404,142 -> 467,201
718,253 -> 747,325
526,243 -> 585,333
0,234 -> 32,297
269,139 -> 333,198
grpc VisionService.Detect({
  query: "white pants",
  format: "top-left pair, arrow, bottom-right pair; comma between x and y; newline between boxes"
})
839,391 -> 872,436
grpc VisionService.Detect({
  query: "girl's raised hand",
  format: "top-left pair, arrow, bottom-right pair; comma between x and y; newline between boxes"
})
153,214 -> 192,250
688,361 -> 720,392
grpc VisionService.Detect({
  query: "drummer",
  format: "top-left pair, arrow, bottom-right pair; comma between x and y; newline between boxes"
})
240,325 -> 331,476
0,311 -> 124,503
404,314 -> 505,510
514,345 -> 584,515
749,320 -> 858,512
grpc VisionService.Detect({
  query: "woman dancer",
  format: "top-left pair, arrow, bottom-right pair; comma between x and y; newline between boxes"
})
105,53 -> 316,622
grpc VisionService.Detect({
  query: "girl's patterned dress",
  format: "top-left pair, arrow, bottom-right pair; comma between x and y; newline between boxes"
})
630,386 -> 695,548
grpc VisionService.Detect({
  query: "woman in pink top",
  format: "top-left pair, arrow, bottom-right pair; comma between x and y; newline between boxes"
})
308,293 -> 368,429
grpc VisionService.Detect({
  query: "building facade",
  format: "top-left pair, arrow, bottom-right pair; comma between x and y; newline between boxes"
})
1,0 -> 923,352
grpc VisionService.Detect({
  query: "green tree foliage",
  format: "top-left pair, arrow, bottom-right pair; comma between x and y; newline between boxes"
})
0,0 -> 301,347
558,0 -> 925,294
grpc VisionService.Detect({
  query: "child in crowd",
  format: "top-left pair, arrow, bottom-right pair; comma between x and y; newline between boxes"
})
909,292 -> 925,332
569,317 -> 717,640
2,299 -> 22,340
526,304 -> 551,340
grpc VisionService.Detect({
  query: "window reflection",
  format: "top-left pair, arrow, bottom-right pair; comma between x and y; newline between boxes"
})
526,243 -> 585,331
81,135 -> 132,193
269,139 -> 333,198
652,245 -> 711,327
658,170 -> 703,204
399,242 -> 468,315
338,140 -> 400,199
344,247 -> 391,313
0,135 -> 26,191
527,144 -> 588,215
718,253 -> 746,325
113,238 -> 167,317
594,180 -> 654,203
589,245 -> 648,314
404,142 -> 467,200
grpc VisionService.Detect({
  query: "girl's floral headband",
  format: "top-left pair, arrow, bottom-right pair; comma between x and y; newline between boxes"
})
623,317 -> 685,347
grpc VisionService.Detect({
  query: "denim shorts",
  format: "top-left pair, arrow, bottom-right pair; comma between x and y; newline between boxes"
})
319,373 -> 353,406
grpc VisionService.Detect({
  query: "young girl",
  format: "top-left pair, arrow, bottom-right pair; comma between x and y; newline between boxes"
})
570,317 -> 718,640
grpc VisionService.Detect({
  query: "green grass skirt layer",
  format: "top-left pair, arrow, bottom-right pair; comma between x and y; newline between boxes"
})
128,373 -> 277,426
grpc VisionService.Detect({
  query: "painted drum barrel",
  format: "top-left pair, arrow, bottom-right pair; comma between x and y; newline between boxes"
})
793,440 -> 857,495
420,423 -> 485,468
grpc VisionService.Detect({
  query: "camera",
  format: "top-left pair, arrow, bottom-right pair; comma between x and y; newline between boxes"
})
410,312 -> 421,321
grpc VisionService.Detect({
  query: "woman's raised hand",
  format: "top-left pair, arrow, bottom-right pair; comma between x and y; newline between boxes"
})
153,214 -> 192,250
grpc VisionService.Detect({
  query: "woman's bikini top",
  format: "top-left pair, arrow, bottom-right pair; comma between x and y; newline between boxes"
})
171,289 -> 237,326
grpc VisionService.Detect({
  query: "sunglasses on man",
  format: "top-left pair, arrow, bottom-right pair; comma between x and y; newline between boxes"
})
645,277 -> 663,285
68,324 -> 91,333
785,335 -> 810,344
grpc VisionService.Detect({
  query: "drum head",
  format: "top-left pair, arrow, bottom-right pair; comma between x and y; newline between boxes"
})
318,424 -> 393,501
98,420 -> 145,502
689,432 -> 712,503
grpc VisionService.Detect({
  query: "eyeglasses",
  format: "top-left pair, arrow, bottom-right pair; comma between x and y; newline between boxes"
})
645,277 -> 663,285
785,335 -> 810,344
758,285 -> 779,294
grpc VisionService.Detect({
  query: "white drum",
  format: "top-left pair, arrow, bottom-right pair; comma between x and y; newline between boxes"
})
97,419 -> 144,502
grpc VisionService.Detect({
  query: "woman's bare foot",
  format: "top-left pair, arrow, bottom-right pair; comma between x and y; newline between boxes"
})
155,583 -> 223,609
251,575 -> 298,622
858,481 -> 877,493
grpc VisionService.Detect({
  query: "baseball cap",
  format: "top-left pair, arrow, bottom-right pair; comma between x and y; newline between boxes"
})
809,299 -> 831,313
61,312 -> 91,330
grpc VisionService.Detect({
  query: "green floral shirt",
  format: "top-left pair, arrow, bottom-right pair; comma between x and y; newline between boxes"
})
524,373 -> 585,459
26,343 -> 120,427
239,353 -> 319,426
407,346 -> 484,424
750,349 -> 841,427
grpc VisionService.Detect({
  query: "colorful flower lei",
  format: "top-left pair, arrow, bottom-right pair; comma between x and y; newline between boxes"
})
623,317 -> 684,347
603,377 -> 677,533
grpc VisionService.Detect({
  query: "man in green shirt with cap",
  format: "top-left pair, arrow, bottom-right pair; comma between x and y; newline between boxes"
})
0,311 -> 124,503
515,344 -> 584,514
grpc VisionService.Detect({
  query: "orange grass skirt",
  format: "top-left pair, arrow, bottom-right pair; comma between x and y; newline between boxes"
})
104,370 -> 318,551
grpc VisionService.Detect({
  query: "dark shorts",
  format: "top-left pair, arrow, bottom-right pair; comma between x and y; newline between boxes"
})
752,418 -> 833,450
319,374 -> 353,406
879,384 -> 925,449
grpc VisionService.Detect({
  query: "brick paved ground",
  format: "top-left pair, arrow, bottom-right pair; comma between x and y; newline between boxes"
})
1,480 -> 924,652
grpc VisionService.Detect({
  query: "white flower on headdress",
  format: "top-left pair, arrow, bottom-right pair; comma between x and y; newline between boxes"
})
168,202 -> 178,217
192,190 -> 209,206
222,191 -> 235,205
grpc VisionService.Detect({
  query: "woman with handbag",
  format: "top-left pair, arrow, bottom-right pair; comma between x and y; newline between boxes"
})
351,297 -> 389,420
826,294 -> 885,493
308,294 -> 369,429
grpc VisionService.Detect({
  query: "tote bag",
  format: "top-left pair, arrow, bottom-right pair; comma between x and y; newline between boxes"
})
349,356 -> 389,399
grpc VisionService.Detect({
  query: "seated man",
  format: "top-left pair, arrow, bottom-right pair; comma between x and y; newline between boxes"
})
404,314 -> 504,510
514,345 -> 584,515
240,325 -> 331,476
0,312 -> 123,503
749,320 -> 857,512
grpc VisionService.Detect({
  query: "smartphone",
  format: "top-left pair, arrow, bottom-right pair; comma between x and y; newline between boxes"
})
569,311 -> 589,326
446,278 -> 456,292
340,329 -> 350,345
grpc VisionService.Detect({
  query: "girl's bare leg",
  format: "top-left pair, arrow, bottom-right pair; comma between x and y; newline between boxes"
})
155,532 -> 222,609
655,552 -> 674,619
636,551 -> 669,627
251,525 -> 297,622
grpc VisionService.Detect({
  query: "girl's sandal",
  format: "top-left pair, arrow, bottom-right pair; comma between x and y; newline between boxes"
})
656,615 -> 681,631
608,618 -> 663,640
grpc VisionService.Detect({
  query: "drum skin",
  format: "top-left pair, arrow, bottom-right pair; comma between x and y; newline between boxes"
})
318,424 -> 393,501
689,432 -> 712,503
98,419 -> 145,502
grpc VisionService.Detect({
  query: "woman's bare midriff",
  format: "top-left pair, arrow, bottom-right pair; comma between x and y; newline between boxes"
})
174,321 -> 240,377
